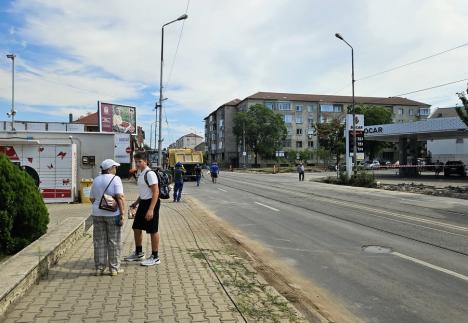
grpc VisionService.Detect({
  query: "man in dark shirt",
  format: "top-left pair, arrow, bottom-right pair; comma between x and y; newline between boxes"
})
194,164 -> 202,187
173,162 -> 185,202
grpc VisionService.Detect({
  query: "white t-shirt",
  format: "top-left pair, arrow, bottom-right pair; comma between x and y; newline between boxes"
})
137,167 -> 158,200
90,174 -> 124,216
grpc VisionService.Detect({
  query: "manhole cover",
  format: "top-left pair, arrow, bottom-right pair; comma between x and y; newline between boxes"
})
362,245 -> 393,254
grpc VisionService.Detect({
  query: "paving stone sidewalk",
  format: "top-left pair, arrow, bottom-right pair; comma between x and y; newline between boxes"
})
3,183 -> 304,323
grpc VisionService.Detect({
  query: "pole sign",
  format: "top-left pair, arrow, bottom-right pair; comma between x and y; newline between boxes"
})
349,130 -> 365,160
345,114 -> 365,177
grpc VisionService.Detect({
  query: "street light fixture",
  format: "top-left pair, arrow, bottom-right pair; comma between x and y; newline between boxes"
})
335,33 -> 357,176
157,14 -> 188,167
6,53 -> 16,131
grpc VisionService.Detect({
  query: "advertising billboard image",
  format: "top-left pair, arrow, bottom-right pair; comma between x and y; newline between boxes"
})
99,102 -> 136,134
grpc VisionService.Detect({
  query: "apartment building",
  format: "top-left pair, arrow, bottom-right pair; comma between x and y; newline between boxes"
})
205,92 -> 430,165
204,99 -> 241,167
174,133 -> 204,149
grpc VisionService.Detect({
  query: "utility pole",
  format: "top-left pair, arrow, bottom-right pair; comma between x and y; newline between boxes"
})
157,14 -> 188,168
6,54 -> 16,131
242,122 -> 246,167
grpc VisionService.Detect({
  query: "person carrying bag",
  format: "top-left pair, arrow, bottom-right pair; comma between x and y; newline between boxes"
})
90,159 -> 125,276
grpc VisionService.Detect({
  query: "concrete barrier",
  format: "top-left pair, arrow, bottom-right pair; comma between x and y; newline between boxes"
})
0,215 -> 91,318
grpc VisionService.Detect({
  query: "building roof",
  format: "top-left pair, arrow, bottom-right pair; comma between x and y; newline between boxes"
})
243,91 -> 430,107
178,133 -> 203,139
429,107 -> 458,119
204,99 -> 241,119
73,112 -> 98,125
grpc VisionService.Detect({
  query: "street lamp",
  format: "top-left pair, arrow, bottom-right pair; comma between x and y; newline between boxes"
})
6,53 -> 16,131
335,33 -> 357,176
157,13 -> 188,167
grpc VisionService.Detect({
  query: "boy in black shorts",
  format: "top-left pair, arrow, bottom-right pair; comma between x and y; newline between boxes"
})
124,153 -> 161,266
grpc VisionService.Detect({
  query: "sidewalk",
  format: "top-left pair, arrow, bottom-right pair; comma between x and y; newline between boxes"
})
3,183 -> 305,323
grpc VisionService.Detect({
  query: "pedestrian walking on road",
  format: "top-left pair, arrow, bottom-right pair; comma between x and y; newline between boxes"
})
210,162 -> 219,183
297,162 -> 305,181
89,159 -> 125,276
173,162 -> 185,202
435,160 -> 443,176
194,163 -> 202,187
124,153 -> 161,266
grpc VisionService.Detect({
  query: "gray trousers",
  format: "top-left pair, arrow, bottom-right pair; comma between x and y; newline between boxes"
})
92,216 -> 121,272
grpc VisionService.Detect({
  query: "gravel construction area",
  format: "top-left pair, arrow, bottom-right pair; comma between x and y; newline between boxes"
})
378,182 -> 468,199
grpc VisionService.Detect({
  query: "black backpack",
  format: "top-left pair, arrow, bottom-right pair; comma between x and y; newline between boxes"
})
144,170 -> 171,199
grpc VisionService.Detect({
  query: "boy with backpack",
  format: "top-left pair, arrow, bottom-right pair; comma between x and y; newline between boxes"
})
124,152 -> 168,266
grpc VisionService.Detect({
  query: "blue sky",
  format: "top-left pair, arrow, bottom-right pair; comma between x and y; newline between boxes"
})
1,0 -> 468,146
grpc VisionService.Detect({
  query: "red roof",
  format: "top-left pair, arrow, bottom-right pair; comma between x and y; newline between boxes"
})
74,112 -> 98,125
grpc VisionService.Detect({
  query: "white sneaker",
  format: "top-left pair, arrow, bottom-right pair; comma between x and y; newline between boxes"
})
124,251 -> 145,262
140,255 -> 161,266
110,268 -> 124,276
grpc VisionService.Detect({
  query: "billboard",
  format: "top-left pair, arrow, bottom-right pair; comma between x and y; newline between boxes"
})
99,102 -> 136,134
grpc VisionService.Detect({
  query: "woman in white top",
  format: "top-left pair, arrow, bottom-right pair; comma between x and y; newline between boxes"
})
89,159 -> 125,276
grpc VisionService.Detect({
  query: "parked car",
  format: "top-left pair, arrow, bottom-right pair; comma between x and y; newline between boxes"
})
364,160 -> 380,170
443,161 -> 466,177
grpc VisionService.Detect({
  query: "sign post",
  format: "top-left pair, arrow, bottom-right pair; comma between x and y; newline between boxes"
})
345,114 -> 364,178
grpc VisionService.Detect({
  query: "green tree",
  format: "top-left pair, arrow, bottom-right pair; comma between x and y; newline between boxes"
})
352,105 -> 394,159
233,104 -> 287,165
314,119 -> 345,169
456,84 -> 468,126
0,154 -> 49,255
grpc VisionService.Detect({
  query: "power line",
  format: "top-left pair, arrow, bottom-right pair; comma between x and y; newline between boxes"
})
393,78 -> 468,97
165,0 -> 190,89
328,41 -> 468,95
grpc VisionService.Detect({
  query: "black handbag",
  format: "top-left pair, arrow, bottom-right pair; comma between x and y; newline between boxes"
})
98,176 -> 118,212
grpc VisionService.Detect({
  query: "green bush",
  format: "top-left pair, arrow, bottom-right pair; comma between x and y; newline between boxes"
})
0,154 -> 49,255
323,170 -> 376,188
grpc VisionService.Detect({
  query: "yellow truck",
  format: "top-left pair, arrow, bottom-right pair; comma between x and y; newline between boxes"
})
168,148 -> 204,181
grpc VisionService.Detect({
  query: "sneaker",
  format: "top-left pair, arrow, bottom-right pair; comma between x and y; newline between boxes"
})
124,251 -> 145,262
110,268 -> 124,276
140,255 -> 161,266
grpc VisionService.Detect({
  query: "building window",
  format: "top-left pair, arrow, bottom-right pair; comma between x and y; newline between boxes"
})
265,101 -> 274,109
398,108 -> 404,115
278,102 -> 291,111
307,105 -> 315,113
320,104 -> 334,112
218,141 -> 223,149
296,128 -> 302,135
308,118 -> 314,127
320,116 -> 328,123
296,115 -> 303,124
456,138 -> 464,144
296,105 -> 302,112
219,119 -> 224,127
296,141 -> 303,148
284,115 -> 292,123
283,139 -> 291,147
419,108 -> 430,116
409,109 -> 414,116
333,104 -> 343,113
308,141 -> 314,148
286,126 -> 292,135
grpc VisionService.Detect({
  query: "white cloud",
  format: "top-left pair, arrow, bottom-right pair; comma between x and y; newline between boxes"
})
2,0 -> 468,121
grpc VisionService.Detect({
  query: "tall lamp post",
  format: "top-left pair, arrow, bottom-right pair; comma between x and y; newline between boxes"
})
335,33 -> 357,175
6,54 -> 16,131
157,14 -> 188,167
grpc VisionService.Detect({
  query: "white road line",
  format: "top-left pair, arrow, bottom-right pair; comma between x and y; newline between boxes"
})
217,188 -> 227,192
254,201 -> 280,212
392,252 -> 468,283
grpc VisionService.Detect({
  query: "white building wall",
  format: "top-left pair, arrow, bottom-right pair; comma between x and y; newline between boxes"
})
427,138 -> 468,164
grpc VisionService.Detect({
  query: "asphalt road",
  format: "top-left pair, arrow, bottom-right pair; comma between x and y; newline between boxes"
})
183,171 -> 468,323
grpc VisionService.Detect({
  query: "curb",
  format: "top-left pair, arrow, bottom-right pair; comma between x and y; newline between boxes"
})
0,215 -> 91,318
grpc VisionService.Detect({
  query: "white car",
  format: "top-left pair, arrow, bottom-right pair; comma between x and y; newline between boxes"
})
365,160 -> 380,170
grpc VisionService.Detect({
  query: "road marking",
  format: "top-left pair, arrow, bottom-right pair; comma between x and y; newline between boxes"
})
217,188 -> 227,192
272,238 -> 291,242
392,252 -> 468,283
254,201 -> 279,212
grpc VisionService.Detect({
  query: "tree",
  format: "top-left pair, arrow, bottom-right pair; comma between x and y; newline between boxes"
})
233,104 -> 287,165
314,118 -> 345,169
0,154 -> 49,255
351,105 -> 394,159
456,84 -> 468,126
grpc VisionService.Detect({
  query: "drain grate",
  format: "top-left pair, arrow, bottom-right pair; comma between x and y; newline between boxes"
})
362,245 -> 393,254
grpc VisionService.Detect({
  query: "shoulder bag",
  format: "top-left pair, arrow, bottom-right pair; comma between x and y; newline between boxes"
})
99,175 -> 118,212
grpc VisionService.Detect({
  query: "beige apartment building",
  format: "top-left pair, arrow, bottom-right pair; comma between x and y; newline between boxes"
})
205,91 -> 430,166
174,133 -> 204,149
